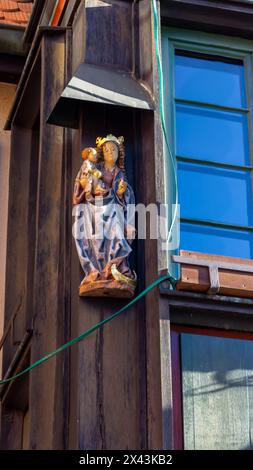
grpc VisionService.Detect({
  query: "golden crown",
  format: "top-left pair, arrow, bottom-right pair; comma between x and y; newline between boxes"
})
96,134 -> 124,148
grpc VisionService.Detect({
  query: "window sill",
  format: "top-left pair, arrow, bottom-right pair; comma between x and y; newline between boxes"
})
172,250 -> 253,298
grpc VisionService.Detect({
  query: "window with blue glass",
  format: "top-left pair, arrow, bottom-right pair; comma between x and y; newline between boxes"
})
173,50 -> 253,258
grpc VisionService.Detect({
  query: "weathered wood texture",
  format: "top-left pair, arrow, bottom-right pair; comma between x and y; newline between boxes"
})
61,0 -> 82,27
67,0 -> 166,450
138,0 -> 165,450
2,49 -> 41,387
0,345 -> 30,450
1,0 -> 169,451
2,126 -> 33,377
177,250 -> 253,298
0,407 -> 23,450
72,0 -> 147,76
161,0 -> 253,39
170,331 -> 183,449
0,83 -> 16,378
28,32 -> 67,450
85,0 -> 133,71
162,289 -> 253,334
139,111 -> 163,449
159,302 -> 173,449
67,0 -> 167,449
13,56 -> 41,129
72,0 -> 85,74
70,102 -> 146,450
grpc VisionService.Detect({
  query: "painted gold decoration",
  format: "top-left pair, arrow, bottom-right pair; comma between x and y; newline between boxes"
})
73,135 -> 136,298
111,264 -> 137,286
96,134 -> 124,148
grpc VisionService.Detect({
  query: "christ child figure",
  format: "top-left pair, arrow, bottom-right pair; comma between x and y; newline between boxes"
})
73,147 -> 107,205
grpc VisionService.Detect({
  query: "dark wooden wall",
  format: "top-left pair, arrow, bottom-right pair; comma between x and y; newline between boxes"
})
28,32 -> 67,450
0,31 -> 68,450
68,0 -> 164,450
1,0 -> 166,450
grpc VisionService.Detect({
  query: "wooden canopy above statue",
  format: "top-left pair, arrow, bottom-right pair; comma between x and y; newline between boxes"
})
47,62 -> 155,129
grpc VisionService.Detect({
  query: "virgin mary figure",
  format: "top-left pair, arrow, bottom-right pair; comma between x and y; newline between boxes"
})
72,134 -> 136,298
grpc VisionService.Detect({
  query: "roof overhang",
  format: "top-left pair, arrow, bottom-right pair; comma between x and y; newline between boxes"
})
47,62 -> 155,128
0,24 -> 27,56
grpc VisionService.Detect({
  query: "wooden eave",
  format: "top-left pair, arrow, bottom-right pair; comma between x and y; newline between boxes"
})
23,0 -> 81,45
161,0 -> 253,38
0,23 -> 27,83
23,0 -> 67,46
22,0 -> 45,45
0,23 -> 27,56
60,0 -> 82,27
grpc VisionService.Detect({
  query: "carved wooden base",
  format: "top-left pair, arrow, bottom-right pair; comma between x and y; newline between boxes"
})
79,279 -> 135,298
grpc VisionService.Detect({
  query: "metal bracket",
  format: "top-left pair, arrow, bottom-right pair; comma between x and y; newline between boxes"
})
207,264 -> 220,294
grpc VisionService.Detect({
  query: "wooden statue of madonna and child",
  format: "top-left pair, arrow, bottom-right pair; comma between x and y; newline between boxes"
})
72,134 -> 137,298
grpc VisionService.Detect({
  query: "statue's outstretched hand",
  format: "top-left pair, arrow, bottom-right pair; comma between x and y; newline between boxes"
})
117,178 -> 127,196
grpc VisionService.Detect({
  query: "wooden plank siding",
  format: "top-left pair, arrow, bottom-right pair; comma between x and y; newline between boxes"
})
0,0 -> 167,450
139,0 -> 167,449
4,0 -> 253,452
0,30 -> 68,450
67,0 -> 166,450
28,32 -> 66,450
69,103 -> 146,450
0,83 -> 16,379
2,126 -> 33,377
1,51 -> 41,380
1,0 -> 165,451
